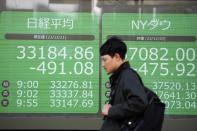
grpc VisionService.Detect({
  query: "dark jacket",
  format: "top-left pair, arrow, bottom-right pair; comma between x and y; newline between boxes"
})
101,62 -> 148,131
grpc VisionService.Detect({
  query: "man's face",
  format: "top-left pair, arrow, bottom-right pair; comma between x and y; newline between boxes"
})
101,54 -> 118,75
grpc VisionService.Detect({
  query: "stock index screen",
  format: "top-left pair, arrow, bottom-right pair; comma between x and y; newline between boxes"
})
0,11 -> 99,113
0,11 -> 197,116
102,13 -> 197,115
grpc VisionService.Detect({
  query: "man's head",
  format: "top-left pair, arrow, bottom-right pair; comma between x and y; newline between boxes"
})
100,36 -> 127,74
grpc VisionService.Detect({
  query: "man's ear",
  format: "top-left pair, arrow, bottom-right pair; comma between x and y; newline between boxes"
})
114,53 -> 121,60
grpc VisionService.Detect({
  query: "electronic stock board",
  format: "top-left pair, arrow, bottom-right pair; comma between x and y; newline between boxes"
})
0,5 -> 197,130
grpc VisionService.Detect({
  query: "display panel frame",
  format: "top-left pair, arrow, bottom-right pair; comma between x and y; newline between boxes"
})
0,0 -> 197,130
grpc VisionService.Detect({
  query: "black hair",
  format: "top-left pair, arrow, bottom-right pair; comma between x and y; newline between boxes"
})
100,36 -> 127,59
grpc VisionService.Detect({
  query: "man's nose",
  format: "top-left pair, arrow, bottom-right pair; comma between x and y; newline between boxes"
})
101,62 -> 105,67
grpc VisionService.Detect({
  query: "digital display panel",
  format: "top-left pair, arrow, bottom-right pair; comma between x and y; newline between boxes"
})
1,11 -> 197,116
0,11 -> 99,113
102,13 -> 197,115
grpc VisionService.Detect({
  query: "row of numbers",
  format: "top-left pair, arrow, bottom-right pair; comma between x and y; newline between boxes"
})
164,100 -> 196,110
135,62 -> 195,76
50,80 -> 93,89
127,47 -> 196,61
49,99 -> 94,108
17,80 -> 39,88
49,90 -> 94,99
152,82 -> 196,91
17,46 -> 196,61
30,61 -> 94,75
17,46 -> 94,60
17,90 -> 38,98
155,91 -> 196,100
16,99 -> 38,107
16,98 -> 94,108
